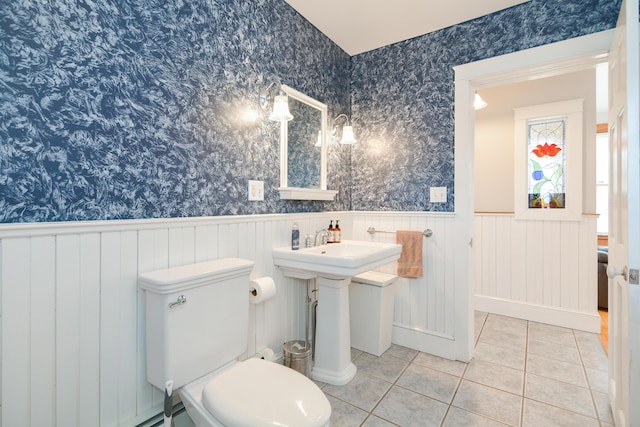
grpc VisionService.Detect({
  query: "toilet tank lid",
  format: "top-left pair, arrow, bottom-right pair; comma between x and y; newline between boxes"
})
138,258 -> 254,294
351,271 -> 397,287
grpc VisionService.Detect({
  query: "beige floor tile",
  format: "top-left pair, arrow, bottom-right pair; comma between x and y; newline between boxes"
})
528,322 -> 576,347
412,352 -> 467,377
373,386 -> 448,427
443,406 -> 510,427
585,367 -> 608,393
484,314 -> 528,333
397,363 -> 461,403
478,326 -> 527,350
452,380 -> 522,426
354,352 -> 410,383
525,373 -> 596,418
464,358 -> 524,395
592,390 -> 614,424
574,330 -> 605,353
580,347 -> 609,371
361,415 -> 398,426
475,312 -> 488,344
383,344 -> 418,361
326,395 -> 369,427
351,347 -> 364,361
527,337 -> 582,365
323,371 -> 392,412
526,353 -> 588,388
522,398 -> 599,427
474,341 -> 526,370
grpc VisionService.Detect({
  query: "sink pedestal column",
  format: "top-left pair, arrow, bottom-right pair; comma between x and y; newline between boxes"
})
311,276 -> 356,385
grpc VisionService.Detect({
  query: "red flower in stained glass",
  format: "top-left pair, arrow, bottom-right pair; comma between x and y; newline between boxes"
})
532,143 -> 561,158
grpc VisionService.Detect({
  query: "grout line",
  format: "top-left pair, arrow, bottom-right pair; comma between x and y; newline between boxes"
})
520,319 -> 530,427
575,328 -> 605,424
438,320 -> 479,427
363,351 -> 419,426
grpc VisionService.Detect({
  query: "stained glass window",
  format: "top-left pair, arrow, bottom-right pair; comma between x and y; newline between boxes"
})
527,118 -> 566,209
515,99 -> 582,221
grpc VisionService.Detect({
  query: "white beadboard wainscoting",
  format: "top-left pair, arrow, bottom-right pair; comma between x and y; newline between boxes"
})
351,212 -> 461,359
474,213 -> 600,332
0,213 -> 343,427
0,211 -> 465,427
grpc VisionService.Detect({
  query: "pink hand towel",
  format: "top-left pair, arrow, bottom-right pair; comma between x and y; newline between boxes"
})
396,230 -> 424,278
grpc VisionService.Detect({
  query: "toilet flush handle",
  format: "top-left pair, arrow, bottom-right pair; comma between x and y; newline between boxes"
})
168,295 -> 187,309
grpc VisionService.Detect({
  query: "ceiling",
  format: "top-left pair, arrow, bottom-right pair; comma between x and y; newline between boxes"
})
284,0 -> 530,56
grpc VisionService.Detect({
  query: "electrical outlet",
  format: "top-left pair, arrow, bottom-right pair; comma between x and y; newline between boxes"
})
430,187 -> 447,203
248,180 -> 264,201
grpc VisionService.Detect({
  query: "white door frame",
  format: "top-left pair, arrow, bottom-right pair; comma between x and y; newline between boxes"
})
453,30 -> 614,359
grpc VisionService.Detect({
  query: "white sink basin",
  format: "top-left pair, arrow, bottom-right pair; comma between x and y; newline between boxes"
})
272,240 -> 402,279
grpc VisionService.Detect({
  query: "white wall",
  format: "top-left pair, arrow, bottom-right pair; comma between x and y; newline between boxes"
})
474,68 -> 597,213
0,211 -> 458,427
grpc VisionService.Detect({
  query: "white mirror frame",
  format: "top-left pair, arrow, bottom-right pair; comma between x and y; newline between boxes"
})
278,84 -> 337,201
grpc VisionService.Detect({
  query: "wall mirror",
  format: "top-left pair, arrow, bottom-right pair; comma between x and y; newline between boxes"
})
278,84 -> 337,200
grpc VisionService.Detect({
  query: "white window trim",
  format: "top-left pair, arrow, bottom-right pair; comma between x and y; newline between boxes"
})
514,99 -> 584,221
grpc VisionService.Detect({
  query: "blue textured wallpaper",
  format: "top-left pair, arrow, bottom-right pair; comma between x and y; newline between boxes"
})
0,0 -> 621,222
350,0 -> 620,212
0,0 -> 351,222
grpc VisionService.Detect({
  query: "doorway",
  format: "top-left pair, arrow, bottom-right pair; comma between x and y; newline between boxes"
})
473,66 -> 605,333
453,29 -> 615,358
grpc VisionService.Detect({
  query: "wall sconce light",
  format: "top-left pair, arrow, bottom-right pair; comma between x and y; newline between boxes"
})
259,79 -> 293,122
474,93 -> 488,110
332,113 -> 357,144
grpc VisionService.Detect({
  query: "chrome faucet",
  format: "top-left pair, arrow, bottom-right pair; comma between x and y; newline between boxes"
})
314,229 -> 330,246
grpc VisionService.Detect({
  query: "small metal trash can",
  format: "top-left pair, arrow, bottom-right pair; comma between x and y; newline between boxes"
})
282,340 -> 311,377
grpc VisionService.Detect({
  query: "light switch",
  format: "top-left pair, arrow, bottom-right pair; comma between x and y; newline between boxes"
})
430,187 -> 447,203
248,180 -> 264,201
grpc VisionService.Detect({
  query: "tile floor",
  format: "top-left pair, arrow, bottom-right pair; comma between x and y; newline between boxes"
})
318,311 -> 612,427
171,311 -> 611,427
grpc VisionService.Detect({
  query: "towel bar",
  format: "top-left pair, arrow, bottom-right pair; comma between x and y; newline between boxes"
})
366,226 -> 432,238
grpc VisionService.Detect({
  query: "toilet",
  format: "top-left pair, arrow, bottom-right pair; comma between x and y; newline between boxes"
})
138,258 -> 331,427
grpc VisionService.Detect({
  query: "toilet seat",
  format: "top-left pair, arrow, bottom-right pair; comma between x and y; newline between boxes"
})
197,358 -> 330,427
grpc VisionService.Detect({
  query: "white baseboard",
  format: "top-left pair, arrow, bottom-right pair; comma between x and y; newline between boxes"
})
391,323 -> 460,360
475,295 -> 601,333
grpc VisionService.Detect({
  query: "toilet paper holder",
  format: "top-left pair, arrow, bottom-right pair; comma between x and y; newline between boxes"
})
249,276 -> 277,304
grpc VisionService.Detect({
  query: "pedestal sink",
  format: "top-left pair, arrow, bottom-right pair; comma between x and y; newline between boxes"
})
273,240 -> 401,385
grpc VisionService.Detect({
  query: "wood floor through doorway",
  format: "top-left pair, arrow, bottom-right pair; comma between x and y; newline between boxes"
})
599,309 -> 608,353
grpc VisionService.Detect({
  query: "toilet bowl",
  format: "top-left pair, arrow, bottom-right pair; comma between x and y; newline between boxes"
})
181,359 -> 330,427
138,258 -> 331,427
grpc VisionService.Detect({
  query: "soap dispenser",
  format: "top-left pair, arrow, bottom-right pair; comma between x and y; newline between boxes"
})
334,220 -> 341,243
292,223 -> 300,250
327,220 -> 335,243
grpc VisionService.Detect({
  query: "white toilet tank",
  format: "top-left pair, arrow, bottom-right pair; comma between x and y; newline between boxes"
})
138,258 -> 254,391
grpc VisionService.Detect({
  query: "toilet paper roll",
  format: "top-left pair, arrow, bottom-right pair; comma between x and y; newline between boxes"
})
250,276 -> 277,304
